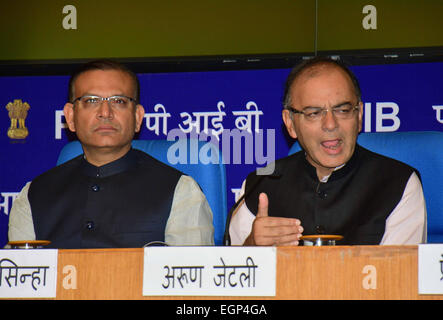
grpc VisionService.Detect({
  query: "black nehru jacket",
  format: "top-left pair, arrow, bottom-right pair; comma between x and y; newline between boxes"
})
28,148 -> 182,249
244,145 -> 417,245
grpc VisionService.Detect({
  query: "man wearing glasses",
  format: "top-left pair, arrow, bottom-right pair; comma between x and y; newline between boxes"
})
7,60 -> 214,248
229,57 -> 426,246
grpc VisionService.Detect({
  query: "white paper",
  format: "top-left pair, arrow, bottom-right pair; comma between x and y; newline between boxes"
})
0,249 -> 58,298
418,244 -> 443,295
143,247 -> 276,296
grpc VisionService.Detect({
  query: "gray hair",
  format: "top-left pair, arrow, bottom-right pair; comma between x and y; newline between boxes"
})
282,56 -> 362,110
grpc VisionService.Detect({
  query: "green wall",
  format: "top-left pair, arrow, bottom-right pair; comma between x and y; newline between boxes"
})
0,0 -> 442,61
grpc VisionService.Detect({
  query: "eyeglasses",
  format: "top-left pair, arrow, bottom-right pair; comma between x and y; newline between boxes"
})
286,103 -> 359,122
71,95 -> 137,110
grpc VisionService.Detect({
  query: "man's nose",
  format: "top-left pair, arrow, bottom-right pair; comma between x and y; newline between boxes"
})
321,109 -> 338,131
96,100 -> 114,119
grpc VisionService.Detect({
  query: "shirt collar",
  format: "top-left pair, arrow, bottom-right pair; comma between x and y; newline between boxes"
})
81,148 -> 138,178
302,145 -> 361,183
319,163 -> 346,182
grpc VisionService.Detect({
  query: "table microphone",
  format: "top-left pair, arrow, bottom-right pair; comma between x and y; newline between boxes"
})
223,167 -> 282,246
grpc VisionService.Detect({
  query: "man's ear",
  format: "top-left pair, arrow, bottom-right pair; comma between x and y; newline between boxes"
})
282,109 -> 298,139
357,101 -> 364,133
63,103 -> 76,132
134,104 -> 145,132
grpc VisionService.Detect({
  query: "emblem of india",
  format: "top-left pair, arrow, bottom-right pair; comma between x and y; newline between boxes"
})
6,99 -> 30,139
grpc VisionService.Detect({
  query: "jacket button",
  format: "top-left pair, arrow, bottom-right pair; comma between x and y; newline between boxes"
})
317,190 -> 327,199
315,225 -> 325,234
91,184 -> 100,192
85,221 -> 95,230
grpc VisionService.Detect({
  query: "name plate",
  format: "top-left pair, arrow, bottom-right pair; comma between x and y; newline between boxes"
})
0,249 -> 58,298
418,244 -> 443,295
143,247 -> 276,296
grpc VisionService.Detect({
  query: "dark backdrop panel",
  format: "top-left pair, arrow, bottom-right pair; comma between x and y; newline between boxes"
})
1,62 -> 442,246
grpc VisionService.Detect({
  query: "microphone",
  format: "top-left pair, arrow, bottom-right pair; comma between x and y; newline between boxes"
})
223,167 -> 282,246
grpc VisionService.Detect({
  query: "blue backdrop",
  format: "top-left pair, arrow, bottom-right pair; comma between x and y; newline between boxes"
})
1,62 -> 442,247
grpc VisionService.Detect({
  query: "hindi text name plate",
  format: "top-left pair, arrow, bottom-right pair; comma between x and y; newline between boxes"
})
418,244 -> 443,295
143,247 -> 276,296
0,249 -> 58,298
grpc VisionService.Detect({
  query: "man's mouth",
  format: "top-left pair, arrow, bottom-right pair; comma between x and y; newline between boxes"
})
320,139 -> 343,153
321,139 -> 341,148
94,125 -> 118,132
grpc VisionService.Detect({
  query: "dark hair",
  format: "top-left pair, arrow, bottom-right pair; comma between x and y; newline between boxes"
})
282,56 -> 361,109
68,59 -> 140,103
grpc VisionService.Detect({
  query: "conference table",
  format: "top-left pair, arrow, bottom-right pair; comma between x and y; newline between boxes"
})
48,245 -> 441,300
